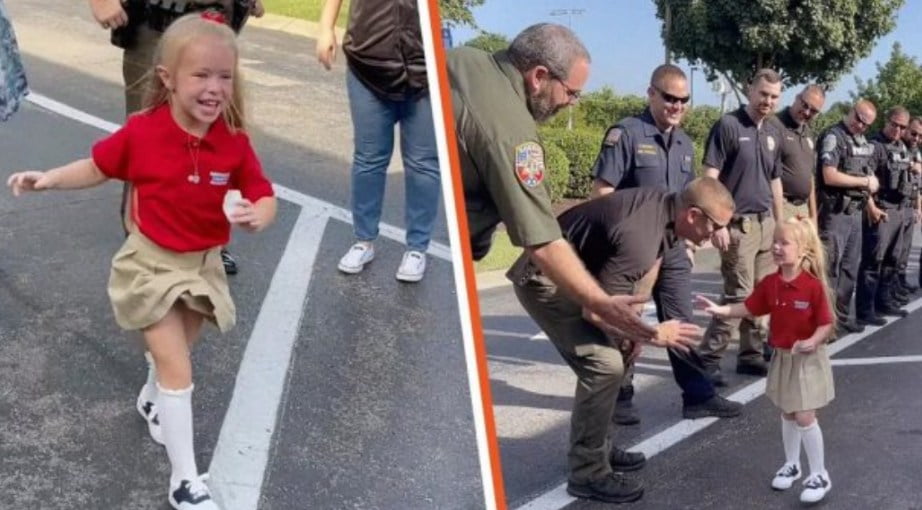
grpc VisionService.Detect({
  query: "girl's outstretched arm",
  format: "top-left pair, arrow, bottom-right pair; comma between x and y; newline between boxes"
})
8,158 -> 108,196
695,294 -> 751,319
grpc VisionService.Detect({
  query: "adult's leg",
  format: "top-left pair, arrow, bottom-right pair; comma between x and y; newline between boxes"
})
738,216 -> 775,367
346,70 -> 398,244
398,93 -> 441,252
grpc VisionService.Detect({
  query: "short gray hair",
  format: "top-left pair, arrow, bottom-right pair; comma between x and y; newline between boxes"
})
507,23 -> 590,79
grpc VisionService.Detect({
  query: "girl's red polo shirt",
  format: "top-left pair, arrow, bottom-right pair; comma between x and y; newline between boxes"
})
92,105 -> 274,252
744,270 -> 834,350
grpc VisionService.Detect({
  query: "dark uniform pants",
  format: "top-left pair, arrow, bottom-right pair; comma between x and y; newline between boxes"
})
700,214 -> 775,367
510,258 -> 623,484
651,244 -> 715,405
896,205 -> 917,283
820,210 -> 863,322
857,207 -> 904,316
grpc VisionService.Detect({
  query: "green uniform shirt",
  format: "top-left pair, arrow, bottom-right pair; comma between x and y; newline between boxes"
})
447,48 -> 561,260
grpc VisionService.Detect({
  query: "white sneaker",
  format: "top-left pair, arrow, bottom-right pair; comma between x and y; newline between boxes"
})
800,472 -> 831,503
169,474 -> 221,510
136,384 -> 164,445
338,243 -> 374,274
770,462 -> 801,490
396,250 -> 426,282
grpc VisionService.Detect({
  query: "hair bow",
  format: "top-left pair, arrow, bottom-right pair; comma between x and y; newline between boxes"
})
201,10 -> 226,24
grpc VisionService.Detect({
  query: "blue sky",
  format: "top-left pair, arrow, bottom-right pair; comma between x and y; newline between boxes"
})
447,1 -> 922,110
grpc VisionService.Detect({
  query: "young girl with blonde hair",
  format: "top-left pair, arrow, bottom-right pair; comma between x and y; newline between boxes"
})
8,13 -> 276,509
697,216 -> 835,504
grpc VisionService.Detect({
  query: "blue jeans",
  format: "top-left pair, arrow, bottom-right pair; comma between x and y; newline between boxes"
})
346,70 -> 441,251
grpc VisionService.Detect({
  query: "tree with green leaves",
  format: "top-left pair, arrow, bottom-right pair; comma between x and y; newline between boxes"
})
854,42 -> 922,123
654,0 -> 903,92
463,31 -> 509,53
439,0 -> 485,28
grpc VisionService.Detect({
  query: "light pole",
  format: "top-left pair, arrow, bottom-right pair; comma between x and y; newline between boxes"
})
550,7 -> 585,130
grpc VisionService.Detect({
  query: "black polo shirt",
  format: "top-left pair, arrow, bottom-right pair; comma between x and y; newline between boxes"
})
769,107 -> 816,202
703,106 -> 782,214
591,108 -> 695,193
558,187 -> 678,295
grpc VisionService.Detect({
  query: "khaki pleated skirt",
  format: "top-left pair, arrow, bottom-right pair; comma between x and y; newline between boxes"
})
765,345 -> 835,413
108,231 -> 236,333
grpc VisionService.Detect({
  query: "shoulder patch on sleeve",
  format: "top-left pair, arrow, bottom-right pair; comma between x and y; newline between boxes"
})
603,127 -> 622,147
514,141 -> 545,188
822,134 -> 837,153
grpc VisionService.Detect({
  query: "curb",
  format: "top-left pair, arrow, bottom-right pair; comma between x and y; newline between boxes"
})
247,12 -> 335,40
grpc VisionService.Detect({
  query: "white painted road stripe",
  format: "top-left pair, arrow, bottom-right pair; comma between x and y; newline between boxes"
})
209,208 -> 329,508
25,92 -> 452,262
516,298 -> 922,510
831,355 -> 922,366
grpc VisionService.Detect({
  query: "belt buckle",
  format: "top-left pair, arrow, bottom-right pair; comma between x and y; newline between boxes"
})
741,216 -> 752,234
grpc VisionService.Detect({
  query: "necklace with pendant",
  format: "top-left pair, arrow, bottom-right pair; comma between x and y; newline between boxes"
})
187,135 -> 202,184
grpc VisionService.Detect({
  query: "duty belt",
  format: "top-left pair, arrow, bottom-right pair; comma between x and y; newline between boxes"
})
731,211 -> 770,234
147,2 -> 226,31
784,196 -> 807,207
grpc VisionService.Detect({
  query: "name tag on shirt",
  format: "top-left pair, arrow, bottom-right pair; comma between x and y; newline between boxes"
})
793,300 -> 810,310
739,137 -> 751,142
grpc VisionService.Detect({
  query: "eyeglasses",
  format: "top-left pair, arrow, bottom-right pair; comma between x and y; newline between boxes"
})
550,74 -> 581,101
652,85 -> 690,106
909,130 -> 922,139
889,119 -> 909,131
852,111 -> 873,128
691,206 -> 727,230
797,97 -> 821,116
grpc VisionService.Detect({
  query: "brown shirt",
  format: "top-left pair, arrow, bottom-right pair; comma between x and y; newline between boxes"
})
769,107 -> 816,202
343,0 -> 427,101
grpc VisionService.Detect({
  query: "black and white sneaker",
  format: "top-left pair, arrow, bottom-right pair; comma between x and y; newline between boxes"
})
800,471 -> 831,503
770,462 -> 801,490
136,385 -> 164,445
169,474 -> 221,510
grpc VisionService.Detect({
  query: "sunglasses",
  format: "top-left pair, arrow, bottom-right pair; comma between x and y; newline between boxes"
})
653,85 -> 690,106
909,130 -> 922,139
798,97 -> 821,116
691,206 -> 727,230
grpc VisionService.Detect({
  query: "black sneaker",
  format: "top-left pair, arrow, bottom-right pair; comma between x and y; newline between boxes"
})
221,248 -> 238,275
169,475 -> 220,509
609,446 -> 646,472
683,395 -> 742,419
612,399 -> 640,426
736,361 -> 767,376
856,315 -> 886,326
567,473 -> 644,504
838,320 -> 866,333
876,303 -> 908,317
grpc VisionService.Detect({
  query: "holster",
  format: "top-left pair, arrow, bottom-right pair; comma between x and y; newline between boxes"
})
110,0 -> 148,49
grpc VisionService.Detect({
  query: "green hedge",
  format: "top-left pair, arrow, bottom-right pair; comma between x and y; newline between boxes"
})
540,127 -> 603,198
543,143 -> 570,203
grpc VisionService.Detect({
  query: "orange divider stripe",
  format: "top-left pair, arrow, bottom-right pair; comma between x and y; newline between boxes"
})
425,1 -> 507,508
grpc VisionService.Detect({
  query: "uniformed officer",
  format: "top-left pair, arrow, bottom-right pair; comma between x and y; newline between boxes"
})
856,106 -> 914,323
589,64 -> 741,422
897,117 -> 922,295
88,0 -> 261,274
768,85 -> 826,221
815,99 -> 881,333
698,68 -> 785,385
447,23 -> 660,342
509,177 -> 731,503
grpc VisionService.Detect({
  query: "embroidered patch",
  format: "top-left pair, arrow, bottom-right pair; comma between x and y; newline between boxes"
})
766,135 -> 776,151
603,127 -> 622,146
514,142 -> 545,188
822,134 -> 837,153
210,171 -> 231,186
739,136 -> 751,142
794,300 -> 810,310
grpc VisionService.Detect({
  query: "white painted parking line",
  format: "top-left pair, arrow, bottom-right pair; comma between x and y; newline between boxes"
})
516,299 -> 922,510
831,355 -> 922,366
209,208 -> 329,509
25,92 -> 453,262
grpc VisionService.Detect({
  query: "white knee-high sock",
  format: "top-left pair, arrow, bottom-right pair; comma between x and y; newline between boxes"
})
157,383 -> 198,486
799,421 -> 826,476
140,352 -> 159,403
782,417 -> 802,466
